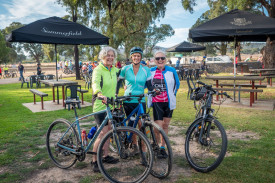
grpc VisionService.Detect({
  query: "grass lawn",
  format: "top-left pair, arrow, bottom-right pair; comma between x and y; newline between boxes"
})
0,75 -> 274,183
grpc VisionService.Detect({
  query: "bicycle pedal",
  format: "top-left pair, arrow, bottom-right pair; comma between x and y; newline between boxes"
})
87,151 -> 96,155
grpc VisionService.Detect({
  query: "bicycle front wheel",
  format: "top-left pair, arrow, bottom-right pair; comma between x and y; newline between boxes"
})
142,121 -> 172,179
46,119 -> 79,169
185,118 -> 227,172
97,126 -> 153,183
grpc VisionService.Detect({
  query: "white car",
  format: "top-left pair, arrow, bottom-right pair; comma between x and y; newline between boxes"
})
206,56 -> 232,63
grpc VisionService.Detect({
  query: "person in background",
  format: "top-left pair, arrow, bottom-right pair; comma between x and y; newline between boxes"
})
37,63 -> 42,75
116,60 -> 122,69
146,58 -> 150,66
244,56 -> 252,62
18,62 -> 25,81
88,61 -> 93,75
148,50 -> 180,158
125,59 -> 131,65
0,65 -> 2,79
175,57 -> 181,69
91,46 -> 120,172
201,56 -> 208,76
140,60 -> 147,66
167,59 -> 172,65
3,64 -> 9,78
92,61 -> 98,70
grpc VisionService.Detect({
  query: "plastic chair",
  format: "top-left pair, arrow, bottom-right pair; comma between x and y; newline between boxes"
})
46,74 -> 55,80
21,77 -> 29,88
29,75 -> 37,88
65,85 -> 81,110
37,75 -> 46,88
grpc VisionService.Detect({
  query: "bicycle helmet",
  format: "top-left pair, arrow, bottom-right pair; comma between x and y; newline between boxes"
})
203,56 -> 206,58
130,47 -> 143,57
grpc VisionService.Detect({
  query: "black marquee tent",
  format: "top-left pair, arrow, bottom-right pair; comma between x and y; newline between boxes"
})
166,41 -> 206,52
7,16 -> 109,45
189,9 -> 275,43
189,9 -> 275,76
7,16 -> 109,80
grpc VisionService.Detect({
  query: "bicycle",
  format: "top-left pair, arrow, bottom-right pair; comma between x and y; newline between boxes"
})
112,91 -> 173,179
46,98 -> 153,183
185,80 -> 231,173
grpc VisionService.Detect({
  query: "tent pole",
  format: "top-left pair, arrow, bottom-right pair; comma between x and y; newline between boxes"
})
55,44 -> 59,104
55,44 -> 58,81
233,37 -> 236,101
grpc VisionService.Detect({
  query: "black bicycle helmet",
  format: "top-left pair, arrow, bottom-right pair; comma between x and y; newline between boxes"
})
130,47 -> 143,57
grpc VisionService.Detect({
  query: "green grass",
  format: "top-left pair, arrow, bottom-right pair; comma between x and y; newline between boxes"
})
0,75 -> 275,183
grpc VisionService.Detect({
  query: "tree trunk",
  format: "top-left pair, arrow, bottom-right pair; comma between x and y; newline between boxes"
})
72,12 -> 80,80
74,45 -> 80,80
262,37 -> 275,69
236,42 -> 241,61
220,42 -> 227,55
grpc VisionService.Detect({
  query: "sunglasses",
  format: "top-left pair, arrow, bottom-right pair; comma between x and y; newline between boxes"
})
155,57 -> 166,61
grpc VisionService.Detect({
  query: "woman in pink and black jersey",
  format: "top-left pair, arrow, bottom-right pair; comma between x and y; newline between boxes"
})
148,50 -> 180,156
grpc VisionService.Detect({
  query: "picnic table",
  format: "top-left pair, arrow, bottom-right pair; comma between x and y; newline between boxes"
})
249,68 -> 275,85
40,79 -> 78,107
205,76 -> 265,107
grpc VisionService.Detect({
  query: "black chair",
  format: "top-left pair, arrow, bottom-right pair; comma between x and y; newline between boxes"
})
65,85 -> 81,110
194,69 -> 201,80
21,77 -> 29,88
46,74 -> 55,80
29,75 -> 37,88
186,75 -> 196,100
37,75 -> 46,88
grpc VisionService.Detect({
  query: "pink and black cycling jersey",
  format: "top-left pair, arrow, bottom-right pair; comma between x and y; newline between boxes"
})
152,69 -> 168,103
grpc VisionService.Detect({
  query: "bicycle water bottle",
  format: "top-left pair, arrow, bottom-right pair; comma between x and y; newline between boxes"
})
88,126 -> 97,139
81,130 -> 88,146
128,116 -> 135,127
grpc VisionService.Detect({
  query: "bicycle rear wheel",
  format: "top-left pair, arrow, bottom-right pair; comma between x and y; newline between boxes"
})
185,118 -> 227,172
142,121 -> 172,179
46,119 -> 79,169
97,126 -> 153,183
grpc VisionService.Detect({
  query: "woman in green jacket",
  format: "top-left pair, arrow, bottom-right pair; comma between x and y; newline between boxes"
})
91,47 -> 120,172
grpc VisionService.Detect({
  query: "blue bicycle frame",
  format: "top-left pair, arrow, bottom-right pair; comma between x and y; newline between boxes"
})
56,106 -> 122,154
122,103 -> 145,140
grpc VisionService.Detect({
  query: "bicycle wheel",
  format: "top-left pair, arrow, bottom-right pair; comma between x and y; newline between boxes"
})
46,119 -> 79,169
97,126 -> 153,183
185,118 -> 227,172
142,121 -> 173,179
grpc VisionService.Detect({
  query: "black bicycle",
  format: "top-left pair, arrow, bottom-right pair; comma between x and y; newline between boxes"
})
112,91 -> 173,179
185,80 -> 231,173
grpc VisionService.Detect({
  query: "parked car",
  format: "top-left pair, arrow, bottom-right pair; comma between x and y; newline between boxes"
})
206,56 -> 232,63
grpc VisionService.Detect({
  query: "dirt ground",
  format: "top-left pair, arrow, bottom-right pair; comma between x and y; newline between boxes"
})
24,125 -> 259,183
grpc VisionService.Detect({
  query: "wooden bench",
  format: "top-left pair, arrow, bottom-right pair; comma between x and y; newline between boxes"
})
212,87 -> 263,107
215,84 -> 267,100
29,89 -> 48,110
266,76 -> 275,86
77,89 -> 88,105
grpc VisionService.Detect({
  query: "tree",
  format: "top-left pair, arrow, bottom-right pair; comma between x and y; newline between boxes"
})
89,0 -> 169,56
182,0 -> 275,68
57,0 -> 88,80
23,43 -> 44,64
0,32 -> 10,64
42,44 -> 55,62
145,24 -> 175,57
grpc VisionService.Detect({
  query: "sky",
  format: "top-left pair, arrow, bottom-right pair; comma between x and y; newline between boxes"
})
0,0 -> 209,48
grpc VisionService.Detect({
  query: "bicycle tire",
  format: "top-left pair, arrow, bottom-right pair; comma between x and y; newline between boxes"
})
97,126 -> 153,183
46,119 -> 79,169
142,121 -> 173,179
185,118 -> 227,173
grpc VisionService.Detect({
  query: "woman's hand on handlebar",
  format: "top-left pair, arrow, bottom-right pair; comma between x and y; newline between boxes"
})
97,93 -> 108,104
